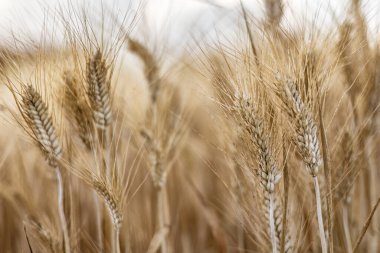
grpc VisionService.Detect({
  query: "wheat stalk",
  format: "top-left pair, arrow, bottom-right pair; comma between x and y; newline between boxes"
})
234,94 -> 286,253
92,178 -> 122,253
352,197 -> 380,253
335,133 -> 357,204
279,79 -> 326,253
19,84 -> 70,253
280,146 -> 290,253
86,49 -> 113,180
63,71 -> 104,252
334,132 -> 357,253
129,38 -> 170,253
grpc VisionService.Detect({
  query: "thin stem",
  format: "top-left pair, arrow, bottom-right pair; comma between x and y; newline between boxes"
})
94,192 -> 104,252
240,1 -> 262,82
269,194 -> 277,253
114,226 -> 121,253
313,176 -> 328,253
352,197 -> 380,253
99,128 -> 110,181
100,127 -> 112,252
280,152 -> 289,253
342,205 -> 353,253
233,172 -> 245,252
55,167 -> 71,253
157,187 -> 167,253
319,104 -> 333,253
237,208 -> 245,252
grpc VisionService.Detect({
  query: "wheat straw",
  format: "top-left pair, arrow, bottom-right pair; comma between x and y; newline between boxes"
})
93,179 -> 122,253
234,94 -> 282,253
279,79 -> 326,253
20,84 -> 70,253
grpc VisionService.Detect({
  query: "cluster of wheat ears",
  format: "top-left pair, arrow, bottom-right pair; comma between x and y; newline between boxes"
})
0,0 -> 379,252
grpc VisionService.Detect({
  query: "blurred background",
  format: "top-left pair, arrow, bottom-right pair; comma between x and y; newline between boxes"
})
0,1 -> 380,253
0,0 -> 379,49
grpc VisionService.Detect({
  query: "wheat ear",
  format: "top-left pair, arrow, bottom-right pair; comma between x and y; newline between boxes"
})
92,179 -> 122,253
128,38 -> 160,103
235,94 -> 283,253
141,129 -> 169,253
280,79 -> 326,253
26,219 -> 59,252
86,49 -> 114,203
20,85 -> 70,253
130,38 -> 169,253
63,71 -> 103,251
86,48 -> 113,181
63,72 -> 94,150
86,49 -> 115,251
264,0 -> 284,26
86,49 -> 113,130
273,195 -> 293,252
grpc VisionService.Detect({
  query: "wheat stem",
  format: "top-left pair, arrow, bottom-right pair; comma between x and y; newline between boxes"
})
319,104 -> 333,253
235,95 -> 285,252
55,167 -> 71,253
352,197 -> 380,253
280,151 -> 289,253
100,129 -> 111,183
19,85 -> 70,253
114,226 -> 121,253
93,180 -> 122,253
93,192 -> 104,252
342,205 -> 353,253
236,192 -> 245,252
157,187 -> 168,253
237,214 -> 245,251
313,176 -> 328,253
269,193 -> 277,253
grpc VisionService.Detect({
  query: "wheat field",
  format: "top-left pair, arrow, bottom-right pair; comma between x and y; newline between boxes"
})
0,0 -> 379,252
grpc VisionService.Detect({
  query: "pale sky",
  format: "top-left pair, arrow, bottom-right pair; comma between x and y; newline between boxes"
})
0,0 -> 378,48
